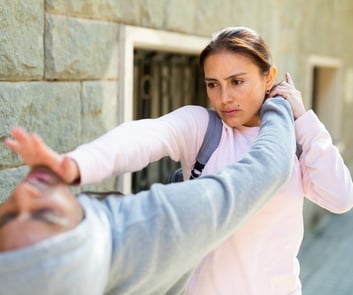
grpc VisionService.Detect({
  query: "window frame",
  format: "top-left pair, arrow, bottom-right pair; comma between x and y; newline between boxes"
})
118,25 -> 210,193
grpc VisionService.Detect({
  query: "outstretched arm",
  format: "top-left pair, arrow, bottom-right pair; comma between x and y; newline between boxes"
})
4,106 -> 208,186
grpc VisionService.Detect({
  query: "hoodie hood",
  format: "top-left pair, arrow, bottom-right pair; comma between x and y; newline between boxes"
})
0,194 -> 112,295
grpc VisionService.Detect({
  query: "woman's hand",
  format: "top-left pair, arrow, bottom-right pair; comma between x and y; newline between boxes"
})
5,127 -> 80,184
269,72 -> 306,120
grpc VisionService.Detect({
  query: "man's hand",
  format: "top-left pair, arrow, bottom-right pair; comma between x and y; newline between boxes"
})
268,72 -> 306,120
5,127 -> 80,184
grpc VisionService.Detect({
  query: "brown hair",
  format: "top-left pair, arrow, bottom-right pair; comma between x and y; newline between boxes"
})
199,27 -> 272,75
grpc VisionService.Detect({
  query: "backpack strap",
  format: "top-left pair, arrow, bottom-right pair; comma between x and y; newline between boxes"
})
190,109 -> 223,179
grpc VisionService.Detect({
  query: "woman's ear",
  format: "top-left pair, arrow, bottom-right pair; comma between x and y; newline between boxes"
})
265,66 -> 277,90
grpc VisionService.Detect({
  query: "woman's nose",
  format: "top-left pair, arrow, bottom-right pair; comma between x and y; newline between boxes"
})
220,86 -> 233,104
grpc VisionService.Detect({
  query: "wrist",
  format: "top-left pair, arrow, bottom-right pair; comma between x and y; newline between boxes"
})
70,159 -> 81,185
62,156 -> 81,185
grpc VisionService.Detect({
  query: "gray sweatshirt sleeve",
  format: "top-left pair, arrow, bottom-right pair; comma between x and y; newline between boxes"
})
104,97 -> 295,295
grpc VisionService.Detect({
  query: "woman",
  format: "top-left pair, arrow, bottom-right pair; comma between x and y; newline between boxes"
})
7,27 -> 353,294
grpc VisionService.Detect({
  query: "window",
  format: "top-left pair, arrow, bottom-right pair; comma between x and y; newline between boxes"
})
305,55 -> 343,146
118,25 -> 210,193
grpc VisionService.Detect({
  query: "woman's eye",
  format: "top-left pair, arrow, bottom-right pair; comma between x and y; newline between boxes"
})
232,79 -> 243,85
206,82 -> 217,89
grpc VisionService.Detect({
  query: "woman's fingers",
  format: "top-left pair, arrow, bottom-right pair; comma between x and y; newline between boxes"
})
4,137 -> 18,151
4,127 -> 77,183
5,128 -> 53,166
5,128 -> 31,155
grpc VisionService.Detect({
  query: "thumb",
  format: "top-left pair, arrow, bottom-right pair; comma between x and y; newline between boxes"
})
59,156 -> 80,184
285,72 -> 295,85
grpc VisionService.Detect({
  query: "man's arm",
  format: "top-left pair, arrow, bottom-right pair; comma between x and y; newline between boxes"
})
104,96 -> 295,294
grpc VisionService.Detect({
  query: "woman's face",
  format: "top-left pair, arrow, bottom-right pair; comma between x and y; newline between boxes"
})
0,167 -> 83,252
204,50 -> 276,128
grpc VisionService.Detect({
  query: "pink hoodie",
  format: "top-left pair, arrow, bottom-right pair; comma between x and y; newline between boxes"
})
68,106 -> 353,295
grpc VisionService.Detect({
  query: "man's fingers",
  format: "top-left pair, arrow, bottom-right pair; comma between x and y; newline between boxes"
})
285,72 -> 294,86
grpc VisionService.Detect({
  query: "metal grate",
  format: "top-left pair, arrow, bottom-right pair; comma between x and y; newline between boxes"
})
131,49 -> 208,193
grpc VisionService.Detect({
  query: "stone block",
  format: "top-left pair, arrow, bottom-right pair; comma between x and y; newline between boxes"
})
164,0 -> 195,33
45,14 -> 119,80
0,0 -> 44,80
140,0 -> 165,28
46,0 -> 141,23
81,81 -> 119,143
193,0 -> 234,36
0,82 -> 81,168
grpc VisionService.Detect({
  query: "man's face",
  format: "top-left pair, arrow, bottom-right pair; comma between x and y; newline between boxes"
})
0,167 -> 83,252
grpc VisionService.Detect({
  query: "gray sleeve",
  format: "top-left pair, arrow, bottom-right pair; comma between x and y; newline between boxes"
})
105,97 -> 295,295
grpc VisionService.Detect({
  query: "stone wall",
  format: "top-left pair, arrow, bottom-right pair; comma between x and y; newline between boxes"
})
0,0 -> 121,199
1,0 -> 353,208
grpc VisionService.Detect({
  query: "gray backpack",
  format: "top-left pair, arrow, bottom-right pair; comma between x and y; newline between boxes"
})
168,108 -> 302,183
168,109 -> 223,183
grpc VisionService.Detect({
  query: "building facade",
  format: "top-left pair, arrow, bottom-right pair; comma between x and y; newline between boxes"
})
1,0 -> 353,231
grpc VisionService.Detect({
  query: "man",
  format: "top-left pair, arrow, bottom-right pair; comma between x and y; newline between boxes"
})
0,97 -> 295,295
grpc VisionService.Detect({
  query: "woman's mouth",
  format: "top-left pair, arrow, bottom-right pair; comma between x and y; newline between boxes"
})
222,109 -> 240,115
